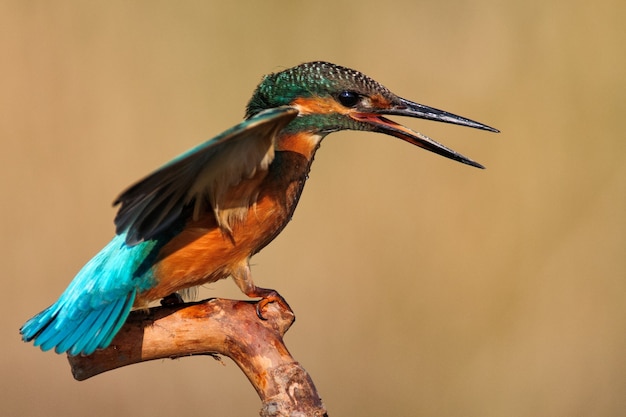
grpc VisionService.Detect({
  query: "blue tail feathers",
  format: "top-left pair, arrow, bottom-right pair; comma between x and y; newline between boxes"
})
20,290 -> 136,356
20,234 -> 160,356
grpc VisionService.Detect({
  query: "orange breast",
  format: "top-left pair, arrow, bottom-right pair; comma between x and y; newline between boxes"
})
135,187 -> 291,305
135,135 -> 318,306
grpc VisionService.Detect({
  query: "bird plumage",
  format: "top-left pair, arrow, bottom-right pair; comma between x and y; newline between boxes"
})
21,61 -> 498,355
21,234 -> 163,355
114,106 -> 298,244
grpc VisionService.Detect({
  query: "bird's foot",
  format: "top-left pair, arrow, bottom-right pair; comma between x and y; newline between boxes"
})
251,288 -> 293,321
160,293 -> 184,306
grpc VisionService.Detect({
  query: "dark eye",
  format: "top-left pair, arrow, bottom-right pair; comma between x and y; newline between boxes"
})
337,91 -> 360,108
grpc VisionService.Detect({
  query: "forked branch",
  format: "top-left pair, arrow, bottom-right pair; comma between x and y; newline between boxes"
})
67,298 -> 327,417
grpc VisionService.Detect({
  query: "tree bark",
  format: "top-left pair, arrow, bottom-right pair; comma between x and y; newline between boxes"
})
67,298 -> 327,417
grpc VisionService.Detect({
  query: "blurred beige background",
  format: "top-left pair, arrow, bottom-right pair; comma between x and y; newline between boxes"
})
2,1 -> 624,416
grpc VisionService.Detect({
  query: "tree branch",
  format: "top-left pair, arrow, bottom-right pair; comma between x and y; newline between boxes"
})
67,298 -> 327,417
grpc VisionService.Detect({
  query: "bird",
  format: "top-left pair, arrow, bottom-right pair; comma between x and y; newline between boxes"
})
20,61 -> 498,356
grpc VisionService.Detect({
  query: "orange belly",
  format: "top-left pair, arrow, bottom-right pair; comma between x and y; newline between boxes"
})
133,146 -> 313,306
135,189 -> 289,305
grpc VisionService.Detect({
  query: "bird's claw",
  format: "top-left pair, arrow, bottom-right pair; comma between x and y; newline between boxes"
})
255,291 -> 292,320
160,293 -> 184,306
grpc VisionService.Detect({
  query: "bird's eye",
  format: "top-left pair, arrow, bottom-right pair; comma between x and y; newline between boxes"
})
337,91 -> 360,108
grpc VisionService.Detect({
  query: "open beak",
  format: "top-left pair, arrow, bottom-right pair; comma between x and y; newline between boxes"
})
350,97 -> 499,169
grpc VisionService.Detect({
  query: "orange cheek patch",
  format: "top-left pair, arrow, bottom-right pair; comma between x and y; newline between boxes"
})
291,96 -> 349,115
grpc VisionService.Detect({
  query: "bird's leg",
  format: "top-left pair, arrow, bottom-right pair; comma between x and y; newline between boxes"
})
232,263 -> 293,320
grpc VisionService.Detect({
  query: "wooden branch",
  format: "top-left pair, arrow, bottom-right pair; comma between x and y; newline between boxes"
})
67,298 -> 327,417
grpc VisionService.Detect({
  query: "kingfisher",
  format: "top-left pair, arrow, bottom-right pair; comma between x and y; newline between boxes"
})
21,61 -> 498,356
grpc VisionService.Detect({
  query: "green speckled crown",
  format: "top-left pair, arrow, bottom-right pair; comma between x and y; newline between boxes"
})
246,61 -> 395,118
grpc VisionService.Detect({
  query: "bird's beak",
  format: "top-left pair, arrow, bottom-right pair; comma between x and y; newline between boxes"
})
350,97 -> 499,169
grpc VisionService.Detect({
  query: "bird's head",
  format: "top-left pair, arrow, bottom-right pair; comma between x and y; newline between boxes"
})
246,61 -> 498,168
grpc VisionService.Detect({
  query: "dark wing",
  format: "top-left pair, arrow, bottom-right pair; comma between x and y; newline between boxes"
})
113,106 -> 298,245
